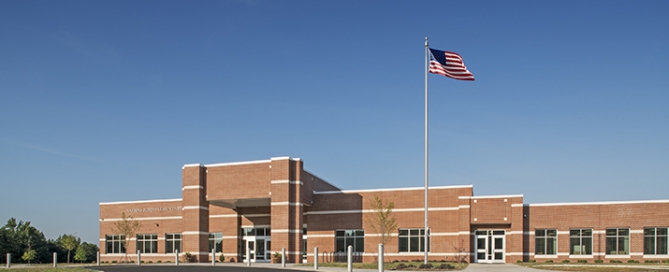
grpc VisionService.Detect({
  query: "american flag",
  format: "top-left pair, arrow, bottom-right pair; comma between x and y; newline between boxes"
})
429,48 -> 475,81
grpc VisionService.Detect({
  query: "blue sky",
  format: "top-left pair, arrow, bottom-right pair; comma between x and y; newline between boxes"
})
1,0 -> 668,244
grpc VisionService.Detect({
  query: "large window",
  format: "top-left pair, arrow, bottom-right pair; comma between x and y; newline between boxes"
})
209,232 -> 222,253
644,227 -> 668,255
535,229 -> 557,255
399,228 -> 430,253
166,234 -> 182,253
335,230 -> 364,253
136,234 -> 158,253
569,229 -> 592,255
105,235 -> 125,254
606,228 -> 630,255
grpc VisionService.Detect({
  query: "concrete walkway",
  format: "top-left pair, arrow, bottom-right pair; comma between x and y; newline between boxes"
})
463,263 -> 553,272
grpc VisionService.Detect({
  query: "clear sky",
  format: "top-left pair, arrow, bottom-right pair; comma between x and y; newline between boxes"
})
1,0 -> 668,244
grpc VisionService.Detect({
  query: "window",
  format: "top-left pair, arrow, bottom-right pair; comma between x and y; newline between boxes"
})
399,228 -> 430,253
606,228 -> 630,255
569,229 -> 592,255
209,232 -> 222,253
535,229 -> 557,255
166,234 -> 182,253
136,234 -> 158,253
105,235 -> 125,254
644,227 -> 668,255
335,230 -> 364,253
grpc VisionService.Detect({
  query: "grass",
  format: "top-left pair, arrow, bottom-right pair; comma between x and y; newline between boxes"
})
300,261 -> 468,270
0,268 -> 93,272
520,263 -> 669,272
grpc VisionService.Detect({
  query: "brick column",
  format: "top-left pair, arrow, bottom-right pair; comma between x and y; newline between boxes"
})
182,164 -> 210,263
270,157 -> 304,263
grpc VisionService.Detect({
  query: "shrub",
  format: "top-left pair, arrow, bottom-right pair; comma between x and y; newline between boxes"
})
148,261 -> 153,263
157,260 -> 162,263
610,260 -> 622,263
219,254 -> 225,262
141,261 -> 145,263
438,263 -> 454,269
395,263 -> 407,270
595,259 -> 603,263
516,260 -> 523,264
561,260 -> 571,263
419,263 -> 433,269
112,260 -> 117,263
663,259 -> 669,264
577,260 -> 587,264
645,260 -> 659,264
165,260 -> 171,263
545,260 -> 553,263
529,259 -> 536,263
407,264 -> 416,268
627,259 -> 639,263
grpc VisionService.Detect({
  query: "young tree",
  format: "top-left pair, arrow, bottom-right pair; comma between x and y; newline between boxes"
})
111,212 -> 141,263
366,195 -> 398,261
58,234 -> 80,263
74,245 -> 87,263
21,249 -> 36,265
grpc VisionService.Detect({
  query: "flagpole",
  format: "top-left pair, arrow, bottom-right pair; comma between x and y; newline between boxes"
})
423,37 -> 429,265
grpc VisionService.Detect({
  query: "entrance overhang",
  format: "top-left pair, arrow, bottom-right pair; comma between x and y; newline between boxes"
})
209,197 -> 271,209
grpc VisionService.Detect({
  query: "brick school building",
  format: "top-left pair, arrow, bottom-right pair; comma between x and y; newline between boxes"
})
99,157 -> 669,264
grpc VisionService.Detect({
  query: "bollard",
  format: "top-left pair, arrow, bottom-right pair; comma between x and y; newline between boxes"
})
212,249 -> 216,265
97,251 -> 100,266
246,244 -> 250,266
347,245 -> 353,272
314,247 -> 318,270
175,250 -> 179,265
378,244 -> 384,272
6,253 -> 10,268
282,248 -> 286,268
53,252 -> 57,267
137,250 -> 141,265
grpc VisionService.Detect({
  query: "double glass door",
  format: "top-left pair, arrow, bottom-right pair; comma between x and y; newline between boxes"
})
475,230 -> 505,263
243,237 -> 270,262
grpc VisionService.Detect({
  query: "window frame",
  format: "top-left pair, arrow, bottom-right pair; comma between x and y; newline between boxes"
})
136,234 -> 158,254
569,228 -> 593,255
105,234 -> 126,254
644,227 -> 668,255
165,233 -> 182,254
398,228 -> 430,253
209,232 -> 223,253
534,229 -> 557,256
335,229 -> 365,253
605,228 -> 630,255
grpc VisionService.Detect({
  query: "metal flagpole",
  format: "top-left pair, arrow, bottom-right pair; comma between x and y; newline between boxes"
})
423,37 -> 429,265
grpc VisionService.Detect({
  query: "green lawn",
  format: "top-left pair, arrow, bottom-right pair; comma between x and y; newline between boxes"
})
300,261 -> 468,270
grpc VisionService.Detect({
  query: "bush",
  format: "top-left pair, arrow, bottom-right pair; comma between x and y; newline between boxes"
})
577,260 -> 587,264
545,260 -> 553,263
645,260 -> 659,264
112,260 -> 117,263
165,260 -> 171,263
516,260 -> 523,263
627,259 -> 639,263
394,263 -> 407,270
418,263 -> 433,269
610,260 -> 622,263
595,259 -> 603,263
561,260 -> 571,263
529,259 -> 536,263
438,263 -> 454,269
148,261 -> 153,263
157,260 -> 162,263
219,254 -> 225,262
663,259 -> 669,264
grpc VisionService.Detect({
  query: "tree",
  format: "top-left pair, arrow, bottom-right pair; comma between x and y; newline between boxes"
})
111,212 -> 141,263
79,242 -> 100,263
74,245 -> 87,263
366,195 -> 398,262
22,249 -> 36,265
58,234 -> 80,263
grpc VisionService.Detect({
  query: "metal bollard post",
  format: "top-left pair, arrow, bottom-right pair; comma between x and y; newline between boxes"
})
378,244 -> 384,272
97,251 -> 100,266
137,250 -> 141,265
246,244 -> 250,266
212,249 -> 216,265
314,247 -> 319,270
53,252 -> 57,267
6,253 -> 10,268
175,250 -> 179,265
347,245 -> 353,272
282,248 -> 286,267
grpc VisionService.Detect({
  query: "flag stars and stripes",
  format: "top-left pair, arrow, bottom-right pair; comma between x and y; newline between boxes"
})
428,48 -> 475,81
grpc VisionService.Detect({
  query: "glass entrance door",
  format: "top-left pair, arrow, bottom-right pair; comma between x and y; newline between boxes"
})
243,239 -> 255,263
474,230 -> 505,263
243,237 -> 271,262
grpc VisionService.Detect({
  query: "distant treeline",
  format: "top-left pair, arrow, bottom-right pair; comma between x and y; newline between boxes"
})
0,218 -> 99,264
